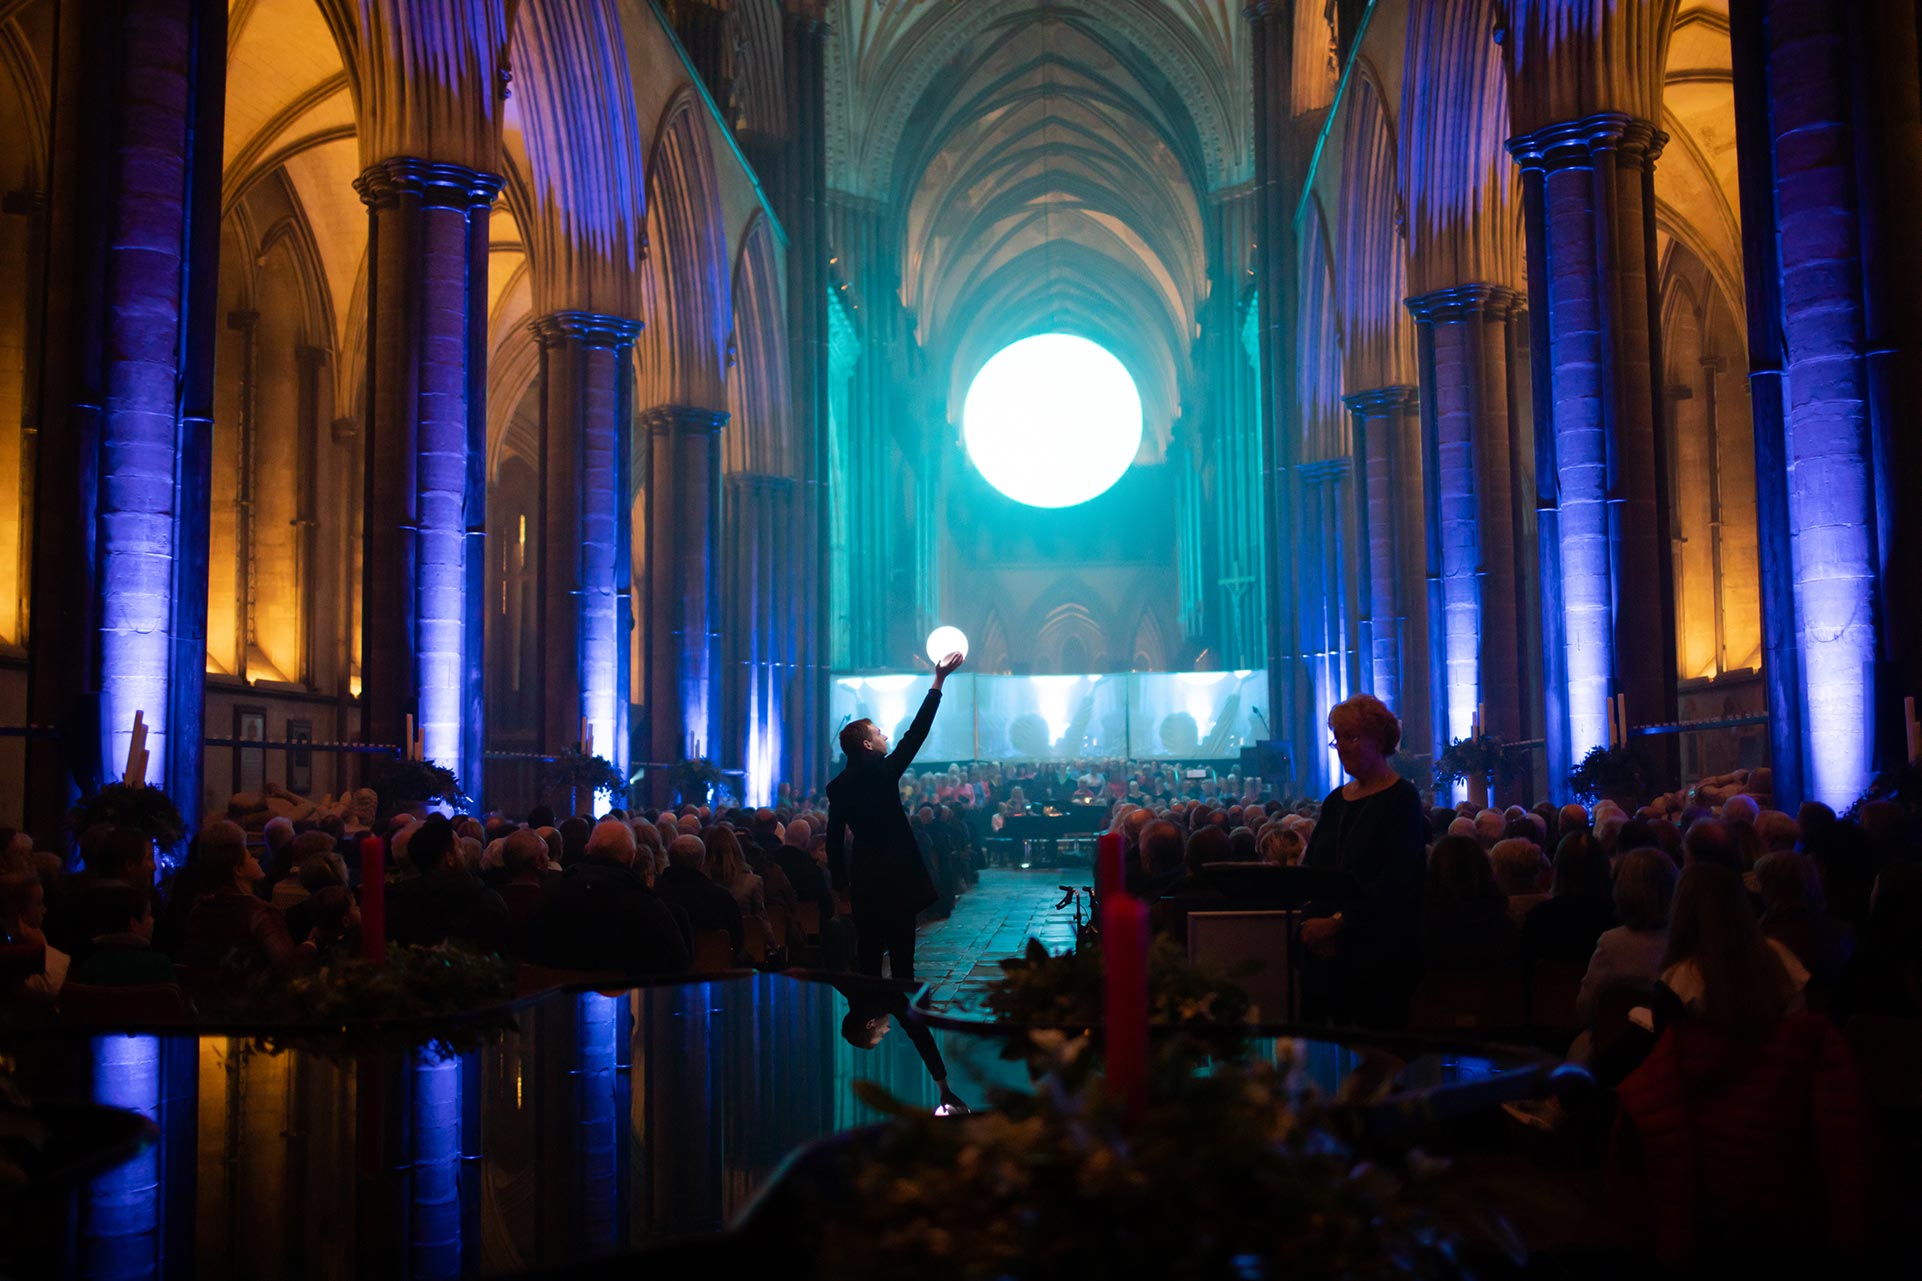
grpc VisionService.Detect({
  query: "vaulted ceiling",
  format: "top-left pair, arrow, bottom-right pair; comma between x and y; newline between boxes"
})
828,1 -> 1254,457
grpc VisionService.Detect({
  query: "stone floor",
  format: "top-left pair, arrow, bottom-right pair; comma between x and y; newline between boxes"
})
914,867 -> 1093,1010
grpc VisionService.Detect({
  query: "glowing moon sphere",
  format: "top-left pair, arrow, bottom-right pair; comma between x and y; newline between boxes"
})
926,625 -> 970,664
962,333 -> 1143,508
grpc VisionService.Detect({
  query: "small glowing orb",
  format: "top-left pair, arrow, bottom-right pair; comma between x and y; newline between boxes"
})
926,625 -> 970,664
962,333 -> 1143,508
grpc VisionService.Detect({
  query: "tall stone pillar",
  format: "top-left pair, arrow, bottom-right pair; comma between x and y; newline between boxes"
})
1509,116 -> 1675,776
1406,287 -> 1527,751
642,405 -> 726,793
1728,0 -> 1921,810
353,160 -> 500,800
533,312 -> 642,780
777,1 -> 831,794
1343,386 -> 1428,750
27,0 -> 227,842
1245,0 -> 1306,783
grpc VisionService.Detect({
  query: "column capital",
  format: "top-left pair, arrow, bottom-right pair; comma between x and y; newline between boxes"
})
354,157 -> 503,212
1404,284 -> 1522,324
1342,385 -> 1419,415
1506,113 -> 1666,173
728,471 -> 800,496
531,311 -> 643,350
1298,457 -> 1352,484
639,404 -> 729,436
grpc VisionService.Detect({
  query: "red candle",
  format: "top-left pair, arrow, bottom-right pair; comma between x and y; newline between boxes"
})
359,834 -> 387,964
1102,890 -> 1150,1126
1097,829 -> 1125,901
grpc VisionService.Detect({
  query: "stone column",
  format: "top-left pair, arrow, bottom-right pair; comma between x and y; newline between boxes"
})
781,1 -> 831,794
1343,386 -> 1427,745
1406,286 -> 1527,749
533,312 -> 641,780
1508,116 -> 1675,773
353,160 -> 500,798
1729,0 -> 1919,809
27,0 -> 226,841
724,473 -> 797,805
642,405 -> 726,796
1245,0 -> 1307,780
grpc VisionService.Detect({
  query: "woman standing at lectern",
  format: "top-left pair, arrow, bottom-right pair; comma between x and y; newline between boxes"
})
826,651 -> 965,981
1299,693 -> 1428,1027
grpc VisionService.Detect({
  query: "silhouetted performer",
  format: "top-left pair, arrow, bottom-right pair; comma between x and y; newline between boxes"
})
827,651 -> 964,981
835,977 -> 970,1115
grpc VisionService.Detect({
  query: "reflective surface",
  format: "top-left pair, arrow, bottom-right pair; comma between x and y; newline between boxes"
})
1,973 -> 1548,1280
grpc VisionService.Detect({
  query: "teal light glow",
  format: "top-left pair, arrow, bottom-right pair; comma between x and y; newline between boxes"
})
962,334 -> 1143,508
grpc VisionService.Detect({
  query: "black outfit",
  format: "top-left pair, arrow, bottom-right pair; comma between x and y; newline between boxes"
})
1522,895 -> 1617,966
773,845 -> 835,926
1423,895 -> 1519,970
656,864 -> 745,953
1300,776 -> 1427,1027
387,868 -> 512,953
525,856 -> 689,975
827,688 -> 943,980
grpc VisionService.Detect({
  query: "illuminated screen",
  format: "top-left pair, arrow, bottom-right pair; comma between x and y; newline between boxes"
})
961,333 -> 1143,508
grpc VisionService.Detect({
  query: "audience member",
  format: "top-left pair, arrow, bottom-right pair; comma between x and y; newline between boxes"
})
66,885 -> 175,988
180,821 -> 313,973
1576,848 -> 1676,1024
1523,832 -> 1617,964
1421,834 -> 1516,971
657,833 -> 745,957
525,818 -> 689,974
387,816 -> 511,953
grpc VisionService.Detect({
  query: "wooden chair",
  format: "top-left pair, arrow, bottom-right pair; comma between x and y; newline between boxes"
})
1187,910 -> 1297,1024
1408,966 -> 1529,1033
58,982 -> 189,1026
691,929 -> 736,972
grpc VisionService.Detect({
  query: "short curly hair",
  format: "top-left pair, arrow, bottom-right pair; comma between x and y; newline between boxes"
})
1327,693 -> 1401,755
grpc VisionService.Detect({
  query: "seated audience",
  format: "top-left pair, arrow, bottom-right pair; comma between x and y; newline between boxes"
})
1491,836 -> 1551,925
47,827 -> 157,957
1421,834 -> 1517,971
525,818 -> 689,975
271,830 -> 342,911
1,871 -> 66,999
1523,832 -> 1617,964
1835,859 -> 1922,1020
180,821 -> 314,973
495,829 -> 552,947
1754,850 -> 1854,998
1577,848 -> 1676,1024
66,885 -> 175,988
706,825 -> 774,955
656,834 -> 745,956
387,816 -> 511,953
1682,818 -> 1743,871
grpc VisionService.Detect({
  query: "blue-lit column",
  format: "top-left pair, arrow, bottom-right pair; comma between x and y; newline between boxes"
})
1406,287 -> 1528,753
534,312 -> 642,784
643,405 -> 726,796
1509,117 -> 1674,775
1729,0 -> 1909,810
26,0 -> 226,841
1344,386 -> 1425,744
354,160 -> 502,796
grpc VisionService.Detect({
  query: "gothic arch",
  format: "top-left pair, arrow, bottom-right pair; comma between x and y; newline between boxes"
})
637,88 -> 731,413
504,0 -> 648,317
725,213 -> 793,477
1333,67 -> 1416,392
1399,0 -> 1523,294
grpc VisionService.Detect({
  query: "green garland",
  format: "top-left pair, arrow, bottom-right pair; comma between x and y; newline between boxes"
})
668,757 -> 724,804
70,783 -> 187,858
1431,734 -> 1526,789
539,749 -> 627,799
204,943 -> 516,1062
984,937 -> 1255,1077
368,758 -> 468,816
1566,745 -> 1654,805
1847,759 -> 1922,825
818,1039 -> 1480,1281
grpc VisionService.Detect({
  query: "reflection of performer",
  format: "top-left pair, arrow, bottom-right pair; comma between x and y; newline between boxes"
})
837,979 -> 969,1115
827,651 -> 965,982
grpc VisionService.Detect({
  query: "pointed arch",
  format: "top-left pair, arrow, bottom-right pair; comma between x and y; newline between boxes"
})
1333,67 -> 1416,393
637,88 -> 731,413
1294,203 -> 1346,462
725,213 -> 793,477
1400,0 -> 1523,294
505,0 -> 647,317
